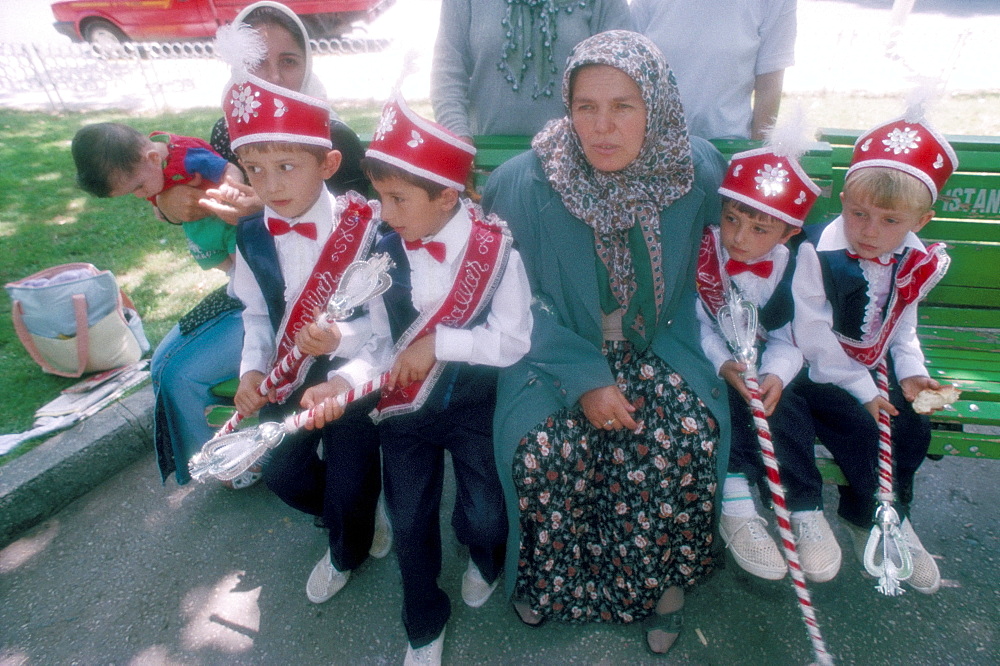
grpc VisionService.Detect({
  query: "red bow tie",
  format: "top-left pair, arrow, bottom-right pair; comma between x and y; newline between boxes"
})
726,258 -> 773,279
404,238 -> 447,263
846,251 -> 897,266
267,217 -> 317,240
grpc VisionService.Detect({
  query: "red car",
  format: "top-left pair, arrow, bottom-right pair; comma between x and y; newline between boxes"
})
52,0 -> 394,46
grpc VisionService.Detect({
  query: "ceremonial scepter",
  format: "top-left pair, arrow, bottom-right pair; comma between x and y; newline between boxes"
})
188,370 -> 390,482
216,253 -> 394,436
718,288 -> 834,666
862,359 -> 913,596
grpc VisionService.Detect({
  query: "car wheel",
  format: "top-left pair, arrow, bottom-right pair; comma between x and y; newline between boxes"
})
83,19 -> 128,56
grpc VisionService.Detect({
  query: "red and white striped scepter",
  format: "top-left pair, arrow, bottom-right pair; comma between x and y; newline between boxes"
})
719,289 -> 834,666
862,358 -> 913,596
189,370 -> 391,483
216,254 -> 394,436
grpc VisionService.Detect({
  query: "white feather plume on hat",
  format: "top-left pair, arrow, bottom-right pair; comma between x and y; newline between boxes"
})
215,21 -> 267,82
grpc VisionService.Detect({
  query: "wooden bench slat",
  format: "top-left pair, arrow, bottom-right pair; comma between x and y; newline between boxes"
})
928,429 -> 1000,459
919,306 -> 1000,328
929,399 -> 1000,427
919,326 -> 1000,349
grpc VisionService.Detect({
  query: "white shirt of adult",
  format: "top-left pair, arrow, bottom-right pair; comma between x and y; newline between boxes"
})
631,0 -> 797,140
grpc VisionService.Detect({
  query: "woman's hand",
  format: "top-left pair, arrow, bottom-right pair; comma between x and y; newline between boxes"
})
200,176 -> 263,225
300,377 -> 350,429
388,334 -> 436,390
234,370 -> 269,416
580,385 -> 637,431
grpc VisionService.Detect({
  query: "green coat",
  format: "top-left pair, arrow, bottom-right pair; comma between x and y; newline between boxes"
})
481,137 -> 732,599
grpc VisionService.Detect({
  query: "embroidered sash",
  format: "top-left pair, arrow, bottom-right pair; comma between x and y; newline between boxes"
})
695,225 -> 729,318
835,243 -> 950,368
372,204 -> 513,422
272,192 -> 379,402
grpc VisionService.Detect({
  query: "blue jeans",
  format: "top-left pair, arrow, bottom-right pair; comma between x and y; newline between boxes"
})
151,308 -> 243,485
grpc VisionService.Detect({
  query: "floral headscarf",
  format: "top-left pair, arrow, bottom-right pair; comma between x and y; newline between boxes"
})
533,30 -> 694,348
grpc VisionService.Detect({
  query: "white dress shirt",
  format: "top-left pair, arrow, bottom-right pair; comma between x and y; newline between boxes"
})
232,189 -> 371,379
696,241 -> 803,388
347,203 -> 533,381
792,216 -> 929,405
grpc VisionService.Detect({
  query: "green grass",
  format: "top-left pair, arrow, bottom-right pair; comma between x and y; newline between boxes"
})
0,104 -> 386,463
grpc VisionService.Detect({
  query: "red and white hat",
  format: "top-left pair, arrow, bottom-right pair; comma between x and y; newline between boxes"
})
718,147 -> 820,228
847,116 -> 958,202
224,73 -> 331,152
366,94 -> 475,190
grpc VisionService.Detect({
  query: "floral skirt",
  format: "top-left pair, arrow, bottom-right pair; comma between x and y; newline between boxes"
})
512,342 -> 719,623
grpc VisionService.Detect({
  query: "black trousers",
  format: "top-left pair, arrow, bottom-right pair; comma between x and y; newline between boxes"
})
261,361 -> 382,572
772,367 -> 931,527
727,382 -> 824,512
378,367 -> 507,648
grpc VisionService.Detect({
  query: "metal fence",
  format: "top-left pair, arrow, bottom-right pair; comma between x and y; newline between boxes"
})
0,36 -> 391,114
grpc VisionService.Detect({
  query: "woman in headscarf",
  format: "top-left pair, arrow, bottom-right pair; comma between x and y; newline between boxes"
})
148,1 -> 370,488
482,30 -> 731,655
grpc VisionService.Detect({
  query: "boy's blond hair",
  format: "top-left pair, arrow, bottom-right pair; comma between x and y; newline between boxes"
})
843,166 -> 933,214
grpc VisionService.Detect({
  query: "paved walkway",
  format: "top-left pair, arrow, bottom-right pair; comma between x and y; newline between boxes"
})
1,448 -> 996,664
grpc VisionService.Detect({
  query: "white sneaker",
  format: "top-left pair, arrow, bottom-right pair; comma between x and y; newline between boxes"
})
900,519 -> 941,594
461,559 -> 499,608
719,513 -> 787,580
220,464 -> 262,490
790,511 -> 842,583
306,548 -> 350,603
369,495 -> 393,559
404,626 -> 446,666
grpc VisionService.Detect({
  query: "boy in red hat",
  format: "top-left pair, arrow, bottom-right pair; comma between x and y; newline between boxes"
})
224,73 -> 389,602
790,114 -> 958,593
696,145 -> 844,584
321,94 -> 532,666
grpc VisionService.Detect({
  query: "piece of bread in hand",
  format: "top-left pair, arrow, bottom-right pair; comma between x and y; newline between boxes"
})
912,386 -> 961,414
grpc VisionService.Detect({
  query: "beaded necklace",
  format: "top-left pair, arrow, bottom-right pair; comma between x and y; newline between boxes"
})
498,0 -> 590,100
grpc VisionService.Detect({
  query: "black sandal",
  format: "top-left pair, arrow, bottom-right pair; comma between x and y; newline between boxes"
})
642,608 -> 683,656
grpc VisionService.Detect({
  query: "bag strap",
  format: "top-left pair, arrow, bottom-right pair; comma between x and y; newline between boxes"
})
10,296 -> 89,378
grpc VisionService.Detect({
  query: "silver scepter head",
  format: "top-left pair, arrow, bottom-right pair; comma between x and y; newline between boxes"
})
188,421 -> 287,482
717,287 -> 759,368
324,253 -> 395,321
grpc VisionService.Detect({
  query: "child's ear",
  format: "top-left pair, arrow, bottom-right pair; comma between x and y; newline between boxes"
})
913,209 -> 934,233
145,148 -> 162,165
320,149 -> 342,180
436,187 -> 459,212
781,226 -> 801,243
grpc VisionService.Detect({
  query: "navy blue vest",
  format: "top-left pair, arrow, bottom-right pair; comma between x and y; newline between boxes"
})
236,211 -> 285,334
757,252 -> 796,333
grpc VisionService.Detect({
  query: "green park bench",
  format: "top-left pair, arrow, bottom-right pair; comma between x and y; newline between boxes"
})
204,132 -> 999,479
